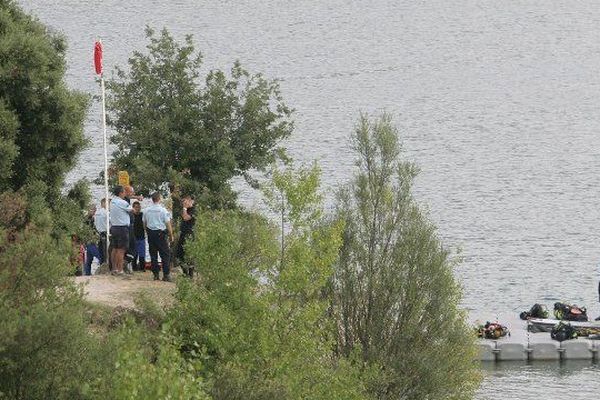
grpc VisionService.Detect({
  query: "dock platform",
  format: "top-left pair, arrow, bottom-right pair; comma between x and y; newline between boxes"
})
476,314 -> 600,362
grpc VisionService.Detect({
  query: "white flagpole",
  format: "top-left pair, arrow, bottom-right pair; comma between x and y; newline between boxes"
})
100,51 -> 110,265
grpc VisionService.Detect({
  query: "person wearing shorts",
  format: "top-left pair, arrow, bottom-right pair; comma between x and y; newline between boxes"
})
110,185 -> 132,275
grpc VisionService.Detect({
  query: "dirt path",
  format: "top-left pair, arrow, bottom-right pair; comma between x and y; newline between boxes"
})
74,273 -> 176,309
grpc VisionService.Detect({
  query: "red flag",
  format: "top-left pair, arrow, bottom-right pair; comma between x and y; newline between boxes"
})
94,41 -> 103,75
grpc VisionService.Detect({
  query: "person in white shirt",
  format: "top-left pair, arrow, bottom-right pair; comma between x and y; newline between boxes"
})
110,186 -> 132,275
143,192 -> 174,281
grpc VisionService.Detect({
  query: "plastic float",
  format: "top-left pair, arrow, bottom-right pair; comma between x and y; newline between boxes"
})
476,313 -> 600,362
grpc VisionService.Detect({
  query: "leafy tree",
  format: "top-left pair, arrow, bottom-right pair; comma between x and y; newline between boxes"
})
106,27 -> 293,208
168,164 -> 372,399
0,0 -> 88,199
0,0 -> 92,264
331,114 -> 480,399
0,0 -> 93,250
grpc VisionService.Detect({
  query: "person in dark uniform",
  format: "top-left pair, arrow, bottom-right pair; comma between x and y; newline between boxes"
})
131,201 -> 146,271
176,194 -> 196,278
124,185 -> 143,273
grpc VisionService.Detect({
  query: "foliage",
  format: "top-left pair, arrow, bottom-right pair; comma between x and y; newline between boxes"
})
264,162 -> 323,228
0,213 -> 100,399
0,180 -> 97,400
0,4 -> 209,399
168,165 -> 371,400
331,113 -> 480,399
0,0 -> 89,200
67,179 -> 92,211
97,325 -> 209,400
0,99 -> 18,190
0,0 -> 92,250
0,0 -> 94,252
106,27 -> 293,208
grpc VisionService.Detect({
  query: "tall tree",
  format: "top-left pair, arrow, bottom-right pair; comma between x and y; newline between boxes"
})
106,27 -> 293,208
332,113 -> 480,399
0,0 -> 88,198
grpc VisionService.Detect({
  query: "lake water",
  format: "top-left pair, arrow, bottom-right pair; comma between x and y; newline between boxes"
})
18,1 -> 600,397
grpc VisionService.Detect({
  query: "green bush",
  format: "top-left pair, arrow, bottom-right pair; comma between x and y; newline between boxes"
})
96,324 -> 209,400
168,165 -> 372,399
331,114 -> 480,399
0,225 -> 100,399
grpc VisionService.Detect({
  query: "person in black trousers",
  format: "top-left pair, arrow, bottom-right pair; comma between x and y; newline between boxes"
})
124,185 -> 143,273
143,192 -> 174,281
131,201 -> 146,271
175,194 -> 196,278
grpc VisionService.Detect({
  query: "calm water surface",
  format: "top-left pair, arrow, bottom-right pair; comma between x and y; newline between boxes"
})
18,1 -> 600,397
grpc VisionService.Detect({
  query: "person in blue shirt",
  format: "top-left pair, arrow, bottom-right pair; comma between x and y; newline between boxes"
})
143,191 -> 174,281
110,186 -> 132,275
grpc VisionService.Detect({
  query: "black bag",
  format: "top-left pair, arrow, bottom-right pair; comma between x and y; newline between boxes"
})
553,302 -> 588,322
476,322 -> 510,339
519,303 -> 548,320
551,321 -> 578,342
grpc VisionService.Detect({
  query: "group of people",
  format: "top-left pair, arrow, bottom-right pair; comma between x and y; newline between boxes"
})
84,185 -> 196,281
